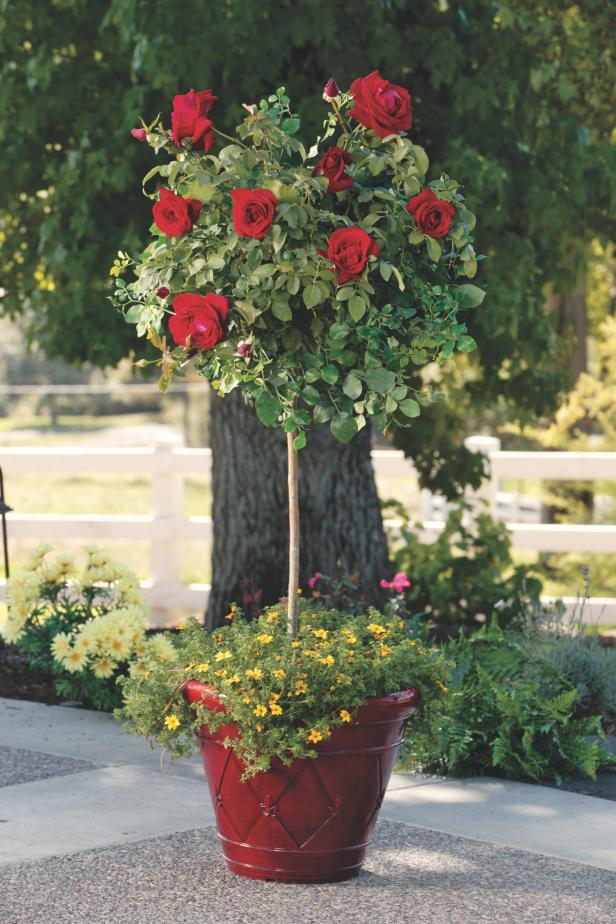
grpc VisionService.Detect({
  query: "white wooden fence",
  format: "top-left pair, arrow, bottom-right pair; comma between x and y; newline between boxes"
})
0,438 -> 615,623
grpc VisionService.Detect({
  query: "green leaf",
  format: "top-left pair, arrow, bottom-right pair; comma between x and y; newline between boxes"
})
282,118 -> 300,135
343,374 -> 362,400
314,403 -> 335,423
457,284 -> 486,308
408,230 -> 424,245
302,385 -> 320,405
293,432 -> 307,450
330,322 -> 350,340
426,237 -> 442,262
404,175 -> 421,197
124,305 -> 142,323
234,300 -> 262,325
336,286 -> 355,302
330,414 -> 358,444
303,352 -> 322,369
399,398 -> 421,417
411,145 -> 429,176
379,262 -> 393,282
304,368 -> 321,383
348,295 -> 367,322
272,301 -> 292,322
321,364 -> 339,385
286,275 -> 300,295
255,392 -> 281,427
207,253 -> 226,269
457,335 -> 478,353
391,265 -> 405,291
364,368 -> 396,393
303,284 -> 322,309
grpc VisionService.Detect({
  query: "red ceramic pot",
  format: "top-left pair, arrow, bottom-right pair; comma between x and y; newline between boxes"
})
184,679 -> 420,883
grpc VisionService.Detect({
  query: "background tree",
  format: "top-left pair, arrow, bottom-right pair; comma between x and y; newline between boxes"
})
1,0 -> 614,623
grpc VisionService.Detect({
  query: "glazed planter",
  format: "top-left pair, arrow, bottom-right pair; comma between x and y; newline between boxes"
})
184,679 -> 420,883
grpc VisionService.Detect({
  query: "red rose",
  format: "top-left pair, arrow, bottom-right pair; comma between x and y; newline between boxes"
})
349,71 -> 412,138
406,189 -> 455,239
318,227 -> 379,285
323,78 -> 340,101
230,188 -> 277,239
169,293 -> 229,351
171,88 -> 217,153
312,147 -> 353,193
152,188 -> 202,237
131,128 -> 147,142
156,287 -> 171,299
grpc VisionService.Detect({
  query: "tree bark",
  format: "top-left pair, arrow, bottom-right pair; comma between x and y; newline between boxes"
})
206,389 -> 388,629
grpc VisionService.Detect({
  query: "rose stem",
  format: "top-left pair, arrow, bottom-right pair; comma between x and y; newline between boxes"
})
287,431 -> 300,637
331,99 -> 350,137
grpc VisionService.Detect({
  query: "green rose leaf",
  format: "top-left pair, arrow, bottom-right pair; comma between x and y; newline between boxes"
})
330,413 -> 358,444
457,335 -> 478,353
255,391 -> 281,427
399,398 -> 421,417
272,301 -> 292,322
293,431 -> 307,450
457,284 -> 486,308
348,295 -> 367,323
330,322 -> 350,340
342,374 -> 363,400
286,275 -> 300,295
364,367 -> 396,394
303,284 -> 322,309
426,237 -> 442,262
234,300 -> 262,325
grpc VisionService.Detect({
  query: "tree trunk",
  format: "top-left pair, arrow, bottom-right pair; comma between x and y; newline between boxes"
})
206,389 -> 388,629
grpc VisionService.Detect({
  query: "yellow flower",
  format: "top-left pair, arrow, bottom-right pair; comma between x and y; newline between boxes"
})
256,723 -> 263,732
272,668 -> 286,678
320,655 -> 335,666
256,634 -> 273,645
241,695 -> 252,704
313,628 -> 328,639
270,703 -> 283,716
92,658 -> 115,679
380,645 -> 392,657
176,622 -> 186,630
254,704 -> 267,717
63,648 -> 88,673
194,662 -> 211,672
436,680 -> 449,693
307,729 -> 323,744
367,623 -> 386,636
245,668 -> 263,680
215,650 -> 232,662
267,611 -> 279,622
340,709 -> 351,723
164,715 -> 180,730
224,611 -> 235,620
291,641 -> 300,648
274,654 -> 282,662
214,668 -> 228,677
51,632 -> 72,662
303,649 -> 316,658
345,634 -> 357,645
270,692 -> 281,701
225,673 -> 241,685
295,680 -> 308,695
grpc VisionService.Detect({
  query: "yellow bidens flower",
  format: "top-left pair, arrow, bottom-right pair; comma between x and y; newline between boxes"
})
267,611 -> 280,622
272,669 -> 286,678
224,611 -> 235,620
176,623 -> 186,630
291,641 -> 300,648
295,680 -> 308,695
320,655 -> 335,666
380,645 -> 392,657
270,703 -> 283,716
164,715 -> 180,730
254,704 -> 268,717
340,709 -> 351,723
345,634 -> 357,645
307,729 -> 323,744
225,673 -> 241,685
245,668 -> 263,680
194,663 -> 211,672
215,650 -> 232,662
256,634 -> 273,645
367,623 -> 387,637
312,628 -> 328,639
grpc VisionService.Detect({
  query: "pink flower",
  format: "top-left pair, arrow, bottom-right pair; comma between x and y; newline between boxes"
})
323,78 -> 340,102
380,572 -> 411,593
308,572 -> 321,589
236,342 -> 253,360
131,128 -> 147,142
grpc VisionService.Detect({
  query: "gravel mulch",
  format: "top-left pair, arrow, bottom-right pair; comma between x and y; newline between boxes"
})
0,746 -> 95,789
1,821 -> 614,924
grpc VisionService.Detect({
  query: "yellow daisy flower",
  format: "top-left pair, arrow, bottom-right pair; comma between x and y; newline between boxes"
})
340,709 -> 351,723
245,668 -> 263,680
164,715 -> 180,730
254,704 -> 267,717
272,668 -> 286,678
215,650 -> 232,662
313,628 -> 328,639
307,729 -> 323,744
256,634 -> 273,645
270,703 -> 283,716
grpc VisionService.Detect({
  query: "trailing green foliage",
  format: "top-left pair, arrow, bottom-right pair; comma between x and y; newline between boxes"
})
384,499 -> 543,632
117,600 -> 450,778
405,620 -> 608,783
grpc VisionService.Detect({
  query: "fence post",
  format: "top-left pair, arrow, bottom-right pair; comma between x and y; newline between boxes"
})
150,442 -> 182,614
464,435 -> 501,518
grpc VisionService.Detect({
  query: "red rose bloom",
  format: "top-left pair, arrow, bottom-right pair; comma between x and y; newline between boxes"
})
152,188 -> 202,237
169,293 -> 229,351
312,147 -> 353,193
349,71 -> 412,138
171,88 -> 217,153
406,189 -> 455,239
131,128 -> 147,142
230,188 -> 277,239
318,227 -> 379,285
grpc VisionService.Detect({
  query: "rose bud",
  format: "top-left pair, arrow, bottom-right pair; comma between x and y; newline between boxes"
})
323,78 -> 340,102
156,287 -> 170,299
236,341 -> 253,360
131,128 -> 147,142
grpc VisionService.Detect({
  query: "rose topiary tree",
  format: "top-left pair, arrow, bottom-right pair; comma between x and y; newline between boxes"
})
111,71 -> 484,634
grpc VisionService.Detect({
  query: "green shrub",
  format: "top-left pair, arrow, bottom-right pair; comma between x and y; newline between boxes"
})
384,500 -> 543,634
405,619 -> 607,783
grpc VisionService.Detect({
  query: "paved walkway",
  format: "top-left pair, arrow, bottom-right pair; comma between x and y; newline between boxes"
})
1,697 -> 615,922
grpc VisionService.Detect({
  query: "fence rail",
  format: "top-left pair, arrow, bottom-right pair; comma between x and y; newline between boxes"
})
0,440 -> 615,624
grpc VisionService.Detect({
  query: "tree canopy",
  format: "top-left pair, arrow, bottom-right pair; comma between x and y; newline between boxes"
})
1,0 -> 614,489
